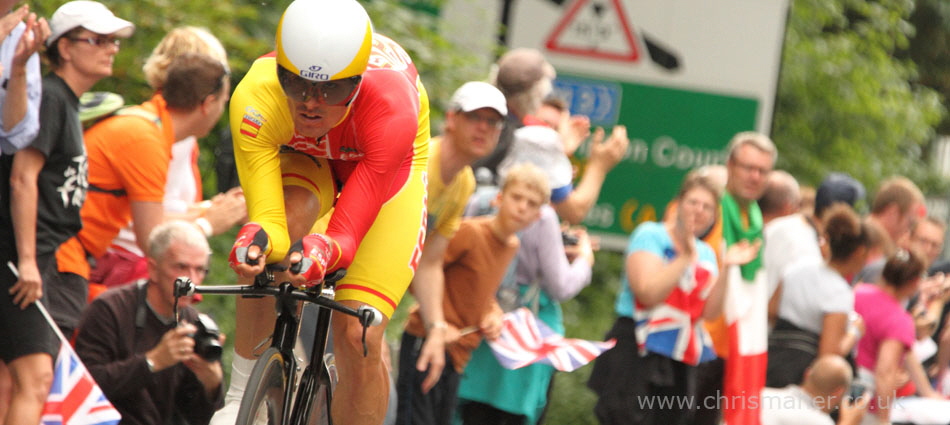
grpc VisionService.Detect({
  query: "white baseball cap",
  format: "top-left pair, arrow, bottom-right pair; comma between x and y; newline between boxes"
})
449,81 -> 508,116
47,1 -> 135,47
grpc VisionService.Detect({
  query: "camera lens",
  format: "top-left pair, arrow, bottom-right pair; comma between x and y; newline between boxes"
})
195,337 -> 222,361
192,314 -> 223,361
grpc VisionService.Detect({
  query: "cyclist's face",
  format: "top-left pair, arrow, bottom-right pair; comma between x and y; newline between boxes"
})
287,96 -> 349,139
149,241 -> 210,310
279,67 -> 360,138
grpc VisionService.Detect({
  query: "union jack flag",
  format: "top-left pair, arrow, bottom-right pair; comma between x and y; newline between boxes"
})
41,336 -> 121,425
487,307 -> 616,372
634,253 -> 718,365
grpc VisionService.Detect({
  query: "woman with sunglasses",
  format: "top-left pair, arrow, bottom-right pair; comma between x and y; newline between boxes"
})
218,1 -> 430,424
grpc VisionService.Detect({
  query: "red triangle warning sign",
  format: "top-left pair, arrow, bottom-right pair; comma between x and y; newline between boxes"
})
545,0 -> 640,62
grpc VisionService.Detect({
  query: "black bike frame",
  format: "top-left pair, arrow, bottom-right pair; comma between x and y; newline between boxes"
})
290,285 -> 335,424
173,268 -> 368,425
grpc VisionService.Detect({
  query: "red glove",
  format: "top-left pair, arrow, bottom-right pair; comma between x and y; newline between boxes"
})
288,233 -> 342,284
229,223 -> 269,267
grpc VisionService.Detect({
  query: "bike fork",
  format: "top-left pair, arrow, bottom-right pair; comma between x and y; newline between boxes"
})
290,296 -> 335,425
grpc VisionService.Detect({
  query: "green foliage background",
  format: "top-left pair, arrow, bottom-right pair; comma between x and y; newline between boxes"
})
23,0 -> 950,422
772,0 -> 946,192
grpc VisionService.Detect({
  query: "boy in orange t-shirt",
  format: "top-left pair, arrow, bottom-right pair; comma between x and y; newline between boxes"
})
396,163 -> 551,425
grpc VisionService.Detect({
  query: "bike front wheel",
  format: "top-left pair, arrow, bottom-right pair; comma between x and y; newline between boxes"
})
236,347 -> 288,425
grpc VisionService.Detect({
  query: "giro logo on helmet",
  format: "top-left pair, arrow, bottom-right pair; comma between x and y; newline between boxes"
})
300,70 -> 330,81
301,65 -> 329,81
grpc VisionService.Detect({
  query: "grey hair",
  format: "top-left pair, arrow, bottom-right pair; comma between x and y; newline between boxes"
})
148,220 -> 210,260
726,131 -> 777,163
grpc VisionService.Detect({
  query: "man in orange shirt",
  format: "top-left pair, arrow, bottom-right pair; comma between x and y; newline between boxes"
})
54,53 -> 228,336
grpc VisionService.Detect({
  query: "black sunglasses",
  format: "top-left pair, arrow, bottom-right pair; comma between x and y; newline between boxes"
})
277,66 -> 361,106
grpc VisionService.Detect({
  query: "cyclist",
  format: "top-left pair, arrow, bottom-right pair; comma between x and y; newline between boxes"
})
215,0 -> 429,424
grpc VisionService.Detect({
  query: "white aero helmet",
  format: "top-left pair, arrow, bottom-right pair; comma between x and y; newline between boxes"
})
276,0 -> 374,82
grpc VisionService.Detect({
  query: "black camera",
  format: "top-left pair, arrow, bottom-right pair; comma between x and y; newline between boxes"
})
192,313 -> 223,362
562,231 -> 579,246
847,381 -> 867,402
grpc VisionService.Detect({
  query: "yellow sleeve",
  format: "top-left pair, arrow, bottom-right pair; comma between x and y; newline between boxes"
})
435,167 -> 475,238
229,56 -> 296,262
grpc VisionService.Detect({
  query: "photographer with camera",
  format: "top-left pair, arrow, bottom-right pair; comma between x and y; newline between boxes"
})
75,220 -> 223,425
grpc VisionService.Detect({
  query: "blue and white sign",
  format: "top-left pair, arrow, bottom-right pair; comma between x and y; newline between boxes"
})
552,77 -> 622,126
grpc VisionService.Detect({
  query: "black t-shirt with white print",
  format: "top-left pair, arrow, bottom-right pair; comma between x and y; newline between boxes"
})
0,72 -> 87,263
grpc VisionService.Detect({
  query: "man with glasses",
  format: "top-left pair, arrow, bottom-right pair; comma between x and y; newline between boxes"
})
55,52 -> 229,336
74,220 -> 223,425
703,131 -> 777,425
0,2 -> 130,424
216,1 -> 430,424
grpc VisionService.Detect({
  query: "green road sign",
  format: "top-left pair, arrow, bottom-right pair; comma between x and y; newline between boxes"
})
561,73 -> 757,244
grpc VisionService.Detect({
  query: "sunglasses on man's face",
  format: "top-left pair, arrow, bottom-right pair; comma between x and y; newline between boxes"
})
277,67 -> 361,106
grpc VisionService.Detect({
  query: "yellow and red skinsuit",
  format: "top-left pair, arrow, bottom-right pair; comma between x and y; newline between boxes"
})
231,34 -> 430,317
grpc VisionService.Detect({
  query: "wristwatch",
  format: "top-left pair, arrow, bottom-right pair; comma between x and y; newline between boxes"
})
145,356 -> 156,373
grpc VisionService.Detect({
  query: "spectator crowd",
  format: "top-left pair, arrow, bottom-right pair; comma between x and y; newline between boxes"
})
2,2 -> 950,425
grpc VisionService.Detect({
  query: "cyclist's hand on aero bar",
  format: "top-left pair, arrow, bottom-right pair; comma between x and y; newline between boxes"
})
287,233 -> 341,286
229,222 -> 269,277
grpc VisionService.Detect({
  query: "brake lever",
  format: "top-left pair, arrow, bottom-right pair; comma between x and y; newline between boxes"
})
357,306 -> 381,357
173,277 -> 194,324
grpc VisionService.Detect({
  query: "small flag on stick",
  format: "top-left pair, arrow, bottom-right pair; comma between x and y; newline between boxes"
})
487,307 -> 615,372
7,261 -> 122,425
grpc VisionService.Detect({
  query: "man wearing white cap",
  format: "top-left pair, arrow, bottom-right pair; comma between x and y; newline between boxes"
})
0,2 -> 131,423
407,81 -> 508,394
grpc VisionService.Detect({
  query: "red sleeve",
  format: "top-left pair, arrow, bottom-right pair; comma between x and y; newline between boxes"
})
325,68 -> 423,269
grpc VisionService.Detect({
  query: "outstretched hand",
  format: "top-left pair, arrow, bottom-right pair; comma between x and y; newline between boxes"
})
724,239 -> 762,267
0,5 -> 29,42
558,115 -> 590,157
587,125 -> 629,172
671,214 -> 697,262
12,13 -> 49,68
203,187 -> 247,235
